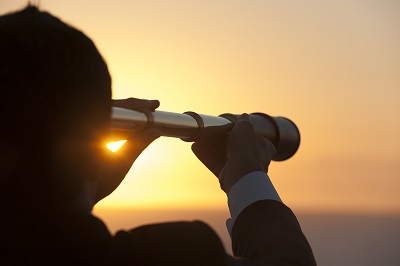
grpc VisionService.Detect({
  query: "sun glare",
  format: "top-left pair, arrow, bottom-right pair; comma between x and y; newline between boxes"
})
107,140 -> 127,152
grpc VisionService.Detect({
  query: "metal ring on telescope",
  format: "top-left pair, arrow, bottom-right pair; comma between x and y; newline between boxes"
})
219,113 -> 238,123
140,109 -> 154,130
181,111 -> 204,142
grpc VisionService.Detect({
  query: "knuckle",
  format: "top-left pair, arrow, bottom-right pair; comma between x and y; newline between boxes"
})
234,119 -> 254,131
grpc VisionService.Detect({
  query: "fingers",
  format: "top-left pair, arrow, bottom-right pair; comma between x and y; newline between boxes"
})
191,141 -> 226,177
260,137 -> 276,163
191,113 -> 276,181
217,113 -> 277,192
230,113 -> 253,137
112,98 -> 160,111
226,114 -> 257,156
197,124 -> 233,139
228,114 -> 276,160
191,123 -> 231,177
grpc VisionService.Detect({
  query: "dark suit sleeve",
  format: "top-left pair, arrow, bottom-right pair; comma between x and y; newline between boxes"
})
230,200 -> 316,266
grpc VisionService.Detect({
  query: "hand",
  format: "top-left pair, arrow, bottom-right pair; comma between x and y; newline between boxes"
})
112,97 -> 160,111
192,114 -> 276,193
95,98 -> 161,203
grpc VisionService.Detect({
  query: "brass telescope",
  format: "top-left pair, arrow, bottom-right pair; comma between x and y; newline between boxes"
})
111,107 -> 300,161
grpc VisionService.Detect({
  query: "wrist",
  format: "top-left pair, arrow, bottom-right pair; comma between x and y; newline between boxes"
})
219,159 -> 265,193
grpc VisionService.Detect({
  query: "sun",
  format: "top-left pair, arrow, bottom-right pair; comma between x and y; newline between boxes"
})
106,140 -> 127,152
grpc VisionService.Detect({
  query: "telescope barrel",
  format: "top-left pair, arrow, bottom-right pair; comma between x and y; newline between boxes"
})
111,107 -> 300,161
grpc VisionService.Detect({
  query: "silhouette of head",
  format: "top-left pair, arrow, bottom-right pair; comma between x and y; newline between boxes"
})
0,5 -> 112,210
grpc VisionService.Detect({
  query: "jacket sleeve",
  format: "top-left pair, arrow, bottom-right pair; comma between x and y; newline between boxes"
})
229,200 -> 316,266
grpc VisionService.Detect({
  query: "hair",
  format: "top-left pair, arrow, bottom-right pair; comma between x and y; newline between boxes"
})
0,5 -> 112,208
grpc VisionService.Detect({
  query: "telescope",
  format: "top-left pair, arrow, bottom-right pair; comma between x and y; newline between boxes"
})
111,107 -> 300,161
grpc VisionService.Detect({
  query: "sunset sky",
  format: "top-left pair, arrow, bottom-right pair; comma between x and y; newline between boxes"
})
2,0 -> 399,214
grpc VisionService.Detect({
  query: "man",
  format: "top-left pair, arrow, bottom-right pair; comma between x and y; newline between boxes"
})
0,5 -> 316,265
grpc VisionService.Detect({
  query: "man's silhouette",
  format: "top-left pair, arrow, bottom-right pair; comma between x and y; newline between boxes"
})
0,5 -> 316,265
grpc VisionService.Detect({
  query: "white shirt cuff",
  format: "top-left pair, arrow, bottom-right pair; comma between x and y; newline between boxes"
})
226,171 -> 282,234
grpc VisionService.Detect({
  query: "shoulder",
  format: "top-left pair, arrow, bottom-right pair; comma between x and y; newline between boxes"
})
110,221 -> 227,265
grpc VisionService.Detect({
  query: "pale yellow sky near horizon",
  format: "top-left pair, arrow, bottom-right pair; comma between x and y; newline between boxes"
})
1,0 -> 399,214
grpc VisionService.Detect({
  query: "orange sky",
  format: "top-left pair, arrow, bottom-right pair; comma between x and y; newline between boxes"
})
2,0 -> 399,214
